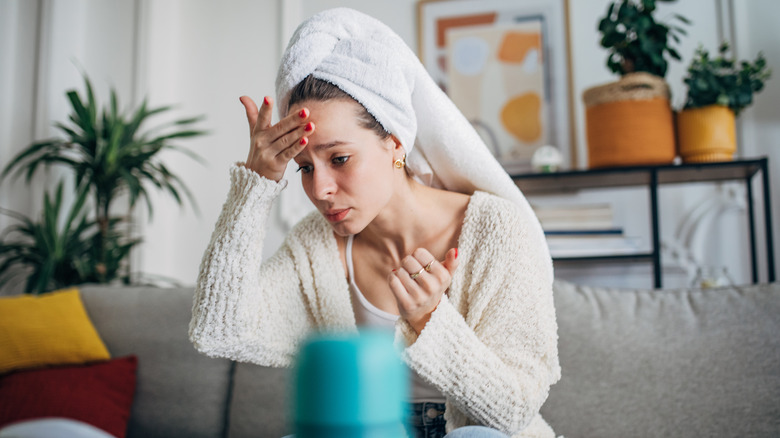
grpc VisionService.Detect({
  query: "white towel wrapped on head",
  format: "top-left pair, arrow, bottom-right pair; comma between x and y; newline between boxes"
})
275,7 -> 529,208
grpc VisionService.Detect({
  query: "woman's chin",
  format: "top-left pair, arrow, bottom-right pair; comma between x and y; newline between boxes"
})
327,219 -> 365,237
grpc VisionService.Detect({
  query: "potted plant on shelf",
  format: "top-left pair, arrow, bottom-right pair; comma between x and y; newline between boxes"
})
677,42 -> 771,162
584,0 -> 689,168
0,73 -> 206,294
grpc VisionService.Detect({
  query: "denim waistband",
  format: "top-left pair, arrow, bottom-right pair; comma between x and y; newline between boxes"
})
406,402 -> 447,438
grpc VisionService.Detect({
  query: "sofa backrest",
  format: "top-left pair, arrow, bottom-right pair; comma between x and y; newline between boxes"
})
80,286 -> 234,438
542,280 -> 780,438
78,281 -> 780,438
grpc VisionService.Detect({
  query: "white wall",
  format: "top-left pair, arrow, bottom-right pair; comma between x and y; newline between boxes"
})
1,0 -> 777,291
0,0 -> 40,235
132,0 -> 282,285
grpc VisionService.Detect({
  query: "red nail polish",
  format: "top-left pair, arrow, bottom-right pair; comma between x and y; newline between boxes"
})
455,248 -> 458,258
304,122 -> 314,132
299,137 -> 308,146
299,109 -> 308,118
263,96 -> 271,106
392,269 -> 397,272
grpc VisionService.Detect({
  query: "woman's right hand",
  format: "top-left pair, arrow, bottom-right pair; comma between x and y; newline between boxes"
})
239,95 -> 315,182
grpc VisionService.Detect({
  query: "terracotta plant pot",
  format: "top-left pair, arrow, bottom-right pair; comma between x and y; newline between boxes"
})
676,105 -> 736,163
583,72 -> 676,168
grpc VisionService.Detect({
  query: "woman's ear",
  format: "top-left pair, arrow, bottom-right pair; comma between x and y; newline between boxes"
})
387,134 -> 403,152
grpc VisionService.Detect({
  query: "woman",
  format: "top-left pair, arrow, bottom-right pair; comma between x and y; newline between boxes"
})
190,8 -> 560,438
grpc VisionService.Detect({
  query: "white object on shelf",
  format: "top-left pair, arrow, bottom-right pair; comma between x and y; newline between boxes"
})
531,145 -> 563,173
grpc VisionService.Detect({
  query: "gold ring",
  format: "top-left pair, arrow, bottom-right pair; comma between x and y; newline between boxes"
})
424,260 -> 435,272
410,267 -> 425,279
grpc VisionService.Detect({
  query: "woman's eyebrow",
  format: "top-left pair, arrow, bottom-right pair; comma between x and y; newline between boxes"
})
313,140 -> 350,152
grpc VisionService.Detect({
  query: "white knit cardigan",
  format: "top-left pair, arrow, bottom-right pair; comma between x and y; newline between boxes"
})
189,164 -> 561,438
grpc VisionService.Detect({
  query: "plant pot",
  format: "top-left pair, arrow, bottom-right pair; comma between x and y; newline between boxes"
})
676,105 -> 736,163
583,72 -> 676,168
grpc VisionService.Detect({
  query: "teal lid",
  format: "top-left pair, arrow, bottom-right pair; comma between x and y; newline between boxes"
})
292,330 -> 408,433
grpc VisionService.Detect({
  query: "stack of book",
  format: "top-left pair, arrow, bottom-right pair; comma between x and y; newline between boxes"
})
531,203 -> 643,258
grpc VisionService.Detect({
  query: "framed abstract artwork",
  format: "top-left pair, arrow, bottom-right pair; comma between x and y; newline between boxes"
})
418,0 -> 573,172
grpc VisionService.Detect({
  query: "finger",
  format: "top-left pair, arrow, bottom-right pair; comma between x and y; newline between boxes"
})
256,96 -> 274,131
276,135 -> 310,162
411,248 -> 436,269
410,248 -> 444,286
424,258 -> 450,288
272,121 -> 315,159
269,107 -> 310,143
401,255 -> 425,282
397,267 -> 426,300
441,248 -> 459,275
387,272 -> 413,309
240,96 -> 259,135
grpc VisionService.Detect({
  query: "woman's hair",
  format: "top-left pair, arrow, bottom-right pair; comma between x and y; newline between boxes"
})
288,75 -> 391,140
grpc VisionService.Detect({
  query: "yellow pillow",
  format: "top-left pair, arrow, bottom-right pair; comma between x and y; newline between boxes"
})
0,288 -> 110,374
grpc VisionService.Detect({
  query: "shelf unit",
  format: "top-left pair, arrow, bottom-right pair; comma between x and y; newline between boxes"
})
511,157 -> 775,288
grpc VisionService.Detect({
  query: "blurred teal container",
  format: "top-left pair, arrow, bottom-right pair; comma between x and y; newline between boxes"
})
293,330 -> 408,437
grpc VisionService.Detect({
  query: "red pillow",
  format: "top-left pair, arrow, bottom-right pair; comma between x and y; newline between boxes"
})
0,356 -> 137,438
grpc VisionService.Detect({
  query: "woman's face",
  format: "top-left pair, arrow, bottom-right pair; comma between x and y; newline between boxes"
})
289,99 -> 402,236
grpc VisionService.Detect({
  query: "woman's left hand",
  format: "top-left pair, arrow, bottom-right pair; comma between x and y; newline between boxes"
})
388,248 -> 459,334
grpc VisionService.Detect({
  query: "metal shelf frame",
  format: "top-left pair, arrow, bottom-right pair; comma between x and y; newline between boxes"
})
511,157 -> 775,288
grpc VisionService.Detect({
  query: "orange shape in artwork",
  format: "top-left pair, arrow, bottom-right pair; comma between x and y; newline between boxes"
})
498,32 -> 542,64
436,13 -> 497,48
501,93 -> 542,143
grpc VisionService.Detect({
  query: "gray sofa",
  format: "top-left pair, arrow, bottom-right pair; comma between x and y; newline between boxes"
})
78,280 -> 780,438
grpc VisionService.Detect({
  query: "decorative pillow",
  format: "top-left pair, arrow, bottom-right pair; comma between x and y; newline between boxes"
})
0,288 -> 110,374
0,418 -> 115,438
0,356 -> 138,438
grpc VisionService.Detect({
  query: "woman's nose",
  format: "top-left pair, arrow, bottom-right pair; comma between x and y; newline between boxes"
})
311,168 -> 337,200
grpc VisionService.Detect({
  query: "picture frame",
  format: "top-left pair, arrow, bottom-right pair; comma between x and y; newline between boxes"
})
417,0 -> 574,173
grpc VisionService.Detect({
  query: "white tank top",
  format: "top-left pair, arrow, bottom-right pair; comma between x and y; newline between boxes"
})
346,235 -> 445,403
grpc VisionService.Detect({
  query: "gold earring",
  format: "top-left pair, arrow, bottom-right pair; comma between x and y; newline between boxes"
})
394,154 -> 406,169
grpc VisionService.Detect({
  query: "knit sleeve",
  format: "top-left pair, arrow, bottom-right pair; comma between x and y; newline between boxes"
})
397,195 -> 560,435
189,163 -> 314,367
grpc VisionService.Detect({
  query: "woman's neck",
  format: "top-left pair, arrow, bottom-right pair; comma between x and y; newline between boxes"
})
357,178 -> 451,263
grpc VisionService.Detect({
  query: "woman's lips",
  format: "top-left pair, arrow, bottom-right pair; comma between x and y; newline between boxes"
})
324,208 -> 350,222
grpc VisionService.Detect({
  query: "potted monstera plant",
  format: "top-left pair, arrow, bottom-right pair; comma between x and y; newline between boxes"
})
677,42 -> 771,162
584,0 -> 689,168
0,73 -> 206,294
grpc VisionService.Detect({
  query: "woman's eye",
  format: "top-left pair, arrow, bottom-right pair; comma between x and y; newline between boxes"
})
332,156 -> 349,165
296,165 -> 313,174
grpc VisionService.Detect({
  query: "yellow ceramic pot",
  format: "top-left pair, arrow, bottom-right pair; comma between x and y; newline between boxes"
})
676,105 -> 736,163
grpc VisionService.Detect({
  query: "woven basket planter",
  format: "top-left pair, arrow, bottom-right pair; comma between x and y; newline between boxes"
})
676,105 -> 736,163
583,72 -> 676,168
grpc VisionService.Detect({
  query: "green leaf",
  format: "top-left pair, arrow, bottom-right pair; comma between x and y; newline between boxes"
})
674,14 -> 691,24
66,90 -> 89,128
606,2 -> 616,19
1,140 -> 61,181
84,74 -> 98,131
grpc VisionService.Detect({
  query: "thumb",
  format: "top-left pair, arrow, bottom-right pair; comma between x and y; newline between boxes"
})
441,248 -> 459,275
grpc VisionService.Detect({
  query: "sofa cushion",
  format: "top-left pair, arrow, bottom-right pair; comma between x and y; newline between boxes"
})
0,418 -> 115,438
0,288 -> 110,374
79,286 -> 233,438
227,363 -> 292,438
0,356 -> 137,438
541,280 -> 780,438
